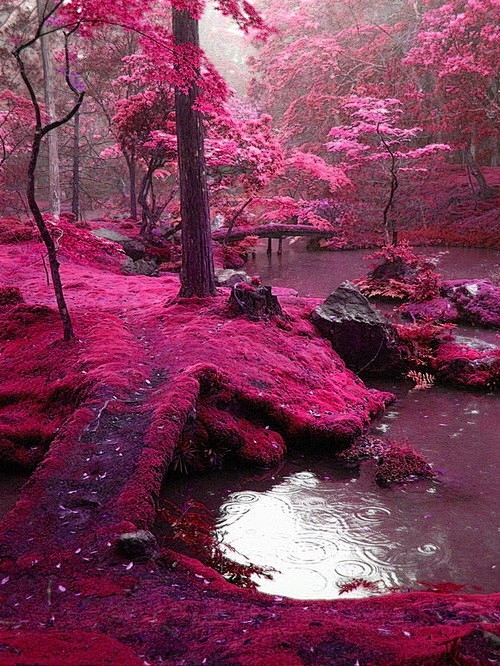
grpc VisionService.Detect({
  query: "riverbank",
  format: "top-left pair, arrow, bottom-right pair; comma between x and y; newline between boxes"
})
0,231 -> 498,664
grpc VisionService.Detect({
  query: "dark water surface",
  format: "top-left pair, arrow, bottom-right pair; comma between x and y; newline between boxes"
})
159,244 -> 499,599
245,242 -> 500,298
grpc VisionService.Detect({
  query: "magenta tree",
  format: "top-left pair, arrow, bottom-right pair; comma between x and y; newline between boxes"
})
327,96 -> 449,245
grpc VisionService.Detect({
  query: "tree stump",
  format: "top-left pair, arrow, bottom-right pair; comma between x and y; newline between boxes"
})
229,282 -> 283,319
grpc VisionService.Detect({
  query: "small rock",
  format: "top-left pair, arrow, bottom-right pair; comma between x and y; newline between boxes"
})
92,228 -> 147,261
215,268 -> 251,287
123,258 -> 159,277
116,530 -> 159,561
92,228 -> 131,243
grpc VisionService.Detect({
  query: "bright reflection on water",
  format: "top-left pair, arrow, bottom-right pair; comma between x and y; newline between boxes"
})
216,471 -> 420,599
160,384 -> 499,600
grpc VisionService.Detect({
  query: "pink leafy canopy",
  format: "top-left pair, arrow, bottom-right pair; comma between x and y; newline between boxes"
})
405,0 -> 499,134
326,96 -> 450,166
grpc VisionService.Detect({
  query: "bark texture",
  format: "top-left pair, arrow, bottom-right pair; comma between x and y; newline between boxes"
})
71,108 -> 80,219
173,8 -> 216,298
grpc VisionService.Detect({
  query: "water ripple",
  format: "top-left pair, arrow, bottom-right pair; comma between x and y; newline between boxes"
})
229,491 -> 260,504
334,559 -> 377,579
280,537 -> 338,565
354,506 -> 392,522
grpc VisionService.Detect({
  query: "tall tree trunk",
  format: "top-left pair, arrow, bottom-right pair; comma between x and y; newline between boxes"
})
129,150 -> 138,221
173,8 -> 216,298
37,0 -> 61,219
138,162 -> 154,237
71,108 -> 80,219
491,136 -> 499,167
464,146 -> 494,198
125,149 -> 138,220
29,129 -> 74,340
378,124 -> 399,246
14,21 -> 84,341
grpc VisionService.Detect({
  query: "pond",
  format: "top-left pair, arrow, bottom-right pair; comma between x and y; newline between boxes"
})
158,243 -> 499,599
160,382 -> 498,599
245,242 -> 500,298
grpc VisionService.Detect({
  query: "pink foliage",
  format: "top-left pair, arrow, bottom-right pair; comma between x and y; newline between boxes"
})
327,96 -> 450,169
405,0 -> 499,146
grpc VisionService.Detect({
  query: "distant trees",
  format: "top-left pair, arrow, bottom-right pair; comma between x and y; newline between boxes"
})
405,0 -> 499,194
246,0 -> 498,237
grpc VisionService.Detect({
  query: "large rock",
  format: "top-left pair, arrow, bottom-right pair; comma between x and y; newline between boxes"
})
92,228 -> 146,261
311,281 -> 404,375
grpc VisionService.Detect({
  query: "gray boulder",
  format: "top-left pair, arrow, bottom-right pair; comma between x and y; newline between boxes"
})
311,281 -> 404,375
215,268 -> 251,287
123,257 -> 159,276
92,228 -> 146,261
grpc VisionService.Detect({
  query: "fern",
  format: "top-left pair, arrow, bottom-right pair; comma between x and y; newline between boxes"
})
407,370 -> 435,389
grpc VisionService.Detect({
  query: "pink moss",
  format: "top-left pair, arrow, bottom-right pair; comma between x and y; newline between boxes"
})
0,303 -> 81,470
0,630 -> 143,665
395,321 -> 455,367
400,296 -> 459,324
442,279 -> 500,328
339,436 -> 436,487
375,443 -> 436,487
198,403 -> 286,466
0,285 -> 24,306
432,340 -> 499,389
49,216 -> 124,271
0,217 -> 37,243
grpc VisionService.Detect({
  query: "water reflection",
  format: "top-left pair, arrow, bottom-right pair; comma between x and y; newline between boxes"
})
158,381 -> 498,599
245,243 -> 500,299
215,469 -> 451,598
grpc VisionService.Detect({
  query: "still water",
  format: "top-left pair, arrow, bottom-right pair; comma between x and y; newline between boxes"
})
160,243 -> 499,599
245,242 -> 500,298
